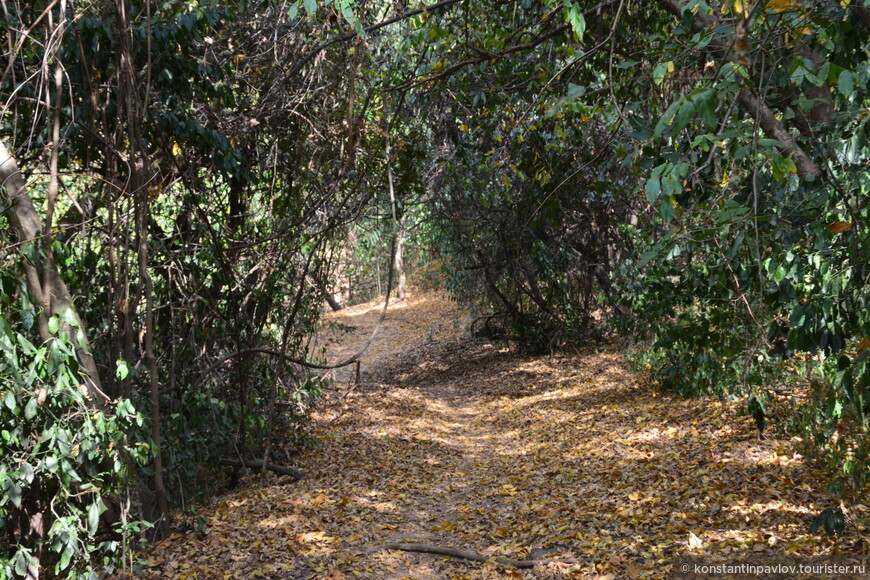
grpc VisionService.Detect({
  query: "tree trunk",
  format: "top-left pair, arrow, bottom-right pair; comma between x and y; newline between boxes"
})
0,138 -> 106,405
309,274 -> 343,311
135,175 -> 170,540
394,213 -> 407,300
114,0 -> 170,539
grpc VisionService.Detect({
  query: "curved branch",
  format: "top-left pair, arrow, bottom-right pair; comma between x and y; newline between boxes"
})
196,144 -> 404,385
219,458 -> 304,480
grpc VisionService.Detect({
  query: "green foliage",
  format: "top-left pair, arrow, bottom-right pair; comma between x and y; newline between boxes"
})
407,1 -> 642,351
615,0 -> 870,496
0,291 -> 147,577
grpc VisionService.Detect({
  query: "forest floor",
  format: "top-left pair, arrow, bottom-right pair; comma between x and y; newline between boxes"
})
146,290 -> 869,579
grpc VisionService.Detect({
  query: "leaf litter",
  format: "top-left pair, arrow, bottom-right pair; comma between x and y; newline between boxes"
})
145,290 -> 869,578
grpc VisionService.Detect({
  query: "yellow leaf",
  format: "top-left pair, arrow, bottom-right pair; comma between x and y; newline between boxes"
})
767,0 -> 800,13
296,531 -> 328,544
688,531 -> 704,549
432,520 -> 458,531
722,0 -> 749,15
627,491 -> 643,501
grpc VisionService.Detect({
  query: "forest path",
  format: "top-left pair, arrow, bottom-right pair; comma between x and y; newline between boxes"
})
147,290 -> 867,579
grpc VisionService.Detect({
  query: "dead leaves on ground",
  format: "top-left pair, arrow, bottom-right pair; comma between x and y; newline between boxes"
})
145,290 -> 869,579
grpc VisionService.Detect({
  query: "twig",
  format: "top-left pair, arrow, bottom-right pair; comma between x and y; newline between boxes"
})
220,458 -> 305,480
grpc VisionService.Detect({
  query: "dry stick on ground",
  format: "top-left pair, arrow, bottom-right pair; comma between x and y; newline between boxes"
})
368,543 -> 582,569
219,458 -> 305,480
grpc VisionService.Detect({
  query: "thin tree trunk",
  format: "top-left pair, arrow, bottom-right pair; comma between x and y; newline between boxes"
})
323,291 -> 344,312
0,138 -> 106,405
135,177 -> 170,539
308,274 -> 343,311
393,213 -> 407,300
115,0 -> 169,538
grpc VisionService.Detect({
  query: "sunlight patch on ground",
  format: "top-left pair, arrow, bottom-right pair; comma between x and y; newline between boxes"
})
146,291 -> 870,579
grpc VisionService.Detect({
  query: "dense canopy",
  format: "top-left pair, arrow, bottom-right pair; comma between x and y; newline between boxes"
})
0,0 -> 868,576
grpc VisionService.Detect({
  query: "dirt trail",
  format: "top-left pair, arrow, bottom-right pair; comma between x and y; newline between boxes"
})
147,290 -> 868,579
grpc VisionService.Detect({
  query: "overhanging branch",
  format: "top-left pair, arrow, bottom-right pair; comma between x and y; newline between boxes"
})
656,0 -> 822,179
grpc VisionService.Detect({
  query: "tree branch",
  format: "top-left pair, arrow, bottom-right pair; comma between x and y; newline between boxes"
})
288,0 -> 464,78
656,0 -> 822,178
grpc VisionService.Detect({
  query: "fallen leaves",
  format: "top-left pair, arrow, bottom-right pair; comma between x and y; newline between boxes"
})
143,290 -> 870,579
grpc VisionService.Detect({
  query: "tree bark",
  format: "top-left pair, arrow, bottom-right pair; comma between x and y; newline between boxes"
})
855,6 -> 870,34
0,138 -> 106,405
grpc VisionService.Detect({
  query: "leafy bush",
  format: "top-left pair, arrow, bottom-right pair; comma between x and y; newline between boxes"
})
614,16 -> 870,493
0,303 -> 148,578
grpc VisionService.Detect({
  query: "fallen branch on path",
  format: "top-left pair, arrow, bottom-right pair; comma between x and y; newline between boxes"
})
370,543 -> 581,568
220,458 -> 305,480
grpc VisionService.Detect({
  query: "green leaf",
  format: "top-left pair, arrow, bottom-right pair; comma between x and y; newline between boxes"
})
659,197 -> 675,221
20,462 -> 34,485
838,70 -> 854,97
116,358 -> 129,380
48,315 -> 59,335
645,177 -> 661,203
692,88 -> 717,130
564,1 -> 586,41
288,0 -> 300,19
20,241 -> 38,264
13,552 -> 28,576
24,397 -> 37,420
8,482 -> 22,508
58,544 -> 74,571
42,456 -> 58,473
338,0 -> 363,36
653,61 -> 672,86
673,99 -> 696,134
62,308 -> 78,328
4,389 -> 16,412
303,0 -> 317,16
87,501 -> 104,536
653,98 -> 683,139
637,250 -> 658,269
